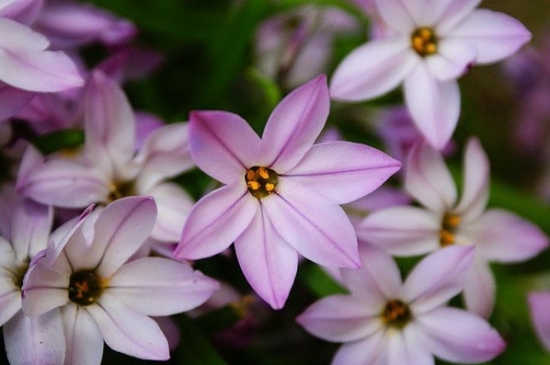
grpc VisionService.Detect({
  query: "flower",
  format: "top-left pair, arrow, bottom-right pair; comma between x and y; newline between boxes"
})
297,244 -> 506,365
330,0 -> 531,150
358,138 -> 549,317
174,74 -> 400,309
528,291 -> 550,352
22,196 -> 219,365
16,71 -> 195,242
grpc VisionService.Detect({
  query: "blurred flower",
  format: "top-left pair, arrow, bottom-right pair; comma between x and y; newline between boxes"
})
255,4 -> 360,89
22,197 -> 219,365
16,71 -> 195,242
330,0 -> 531,150
297,244 -> 506,365
528,291 -> 550,352
359,138 -> 549,317
174,75 -> 400,309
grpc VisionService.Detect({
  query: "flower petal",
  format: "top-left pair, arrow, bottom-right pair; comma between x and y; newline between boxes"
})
374,0 -> 415,33
387,328 -> 435,365
450,9 -> 531,64
417,306 -> 506,362
462,257 -> 495,318
330,38 -> 417,102
234,208 -> 298,309
472,209 -> 549,263
259,75 -> 329,172
297,295 -> 382,342
189,110 -> 260,184
61,304 -> 104,365
403,245 -> 474,313
89,293 -> 169,360
529,292 -> 550,352
433,0 -> 483,34
11,198 -> 52,261
263,180 -> 360,268
4,309 -> 65,365
0,0 -> 43,25
358,206 -> 440,256
405,141 -> 457,213
21,260 -> 69,317
287,141 -> 401,204
0,289 -> 20,328
332,332 -> 387,365
425,38 -> 477,80
404,64 -> 460,151
108,257 -> 219,315
174,182 -> 258,260
0,83 -> 34,120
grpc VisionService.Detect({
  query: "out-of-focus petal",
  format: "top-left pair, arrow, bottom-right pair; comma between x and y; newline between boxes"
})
374,0 -> 415,33
234,208 -> 298,309
433,0 -> 483,34
404,64 -> 460,151
89,294 -> 169,360
332,331 -> 387,365
61,305 -> 104,365
462,258 -> 495,318
387,328 -> 434,365
21,261 -> 69,317
4,309 -> 65,365
418,306 -> 506,362
174,182 -> 258,260
189,111 -> 260,184
473,209 -> 548,263
529,292 -> 550,352
403,245 -> 474,313
330,38 -> 417,101
287,141 -> 400,204
264,180 -> 360,268
11,198 -> 52,261
0,0 -> 43,25
0,83 -> 34,121
259,75 -> 329,172
358,206 -> 440,256
405,142 -> 457,213
425,39 -> 477,80
108,257 -> 219,316
297,295 -> 382,342
450,9 -> 531,65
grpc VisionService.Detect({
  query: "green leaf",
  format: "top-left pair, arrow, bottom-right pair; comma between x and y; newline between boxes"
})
299,262 -> 346,297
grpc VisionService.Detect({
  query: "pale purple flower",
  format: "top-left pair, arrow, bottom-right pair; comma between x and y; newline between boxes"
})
297,244 -> 506,365
22,196 -> 219,365
330,0 -> 531,150
174,75 -> 400,309
16,71 -> 195,242
528,291 -> 550,352
359,138 -> 549,317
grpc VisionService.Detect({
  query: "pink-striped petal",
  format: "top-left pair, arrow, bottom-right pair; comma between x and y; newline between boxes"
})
22,260 -> 69,317
189,110 -> 260,184
11,198 -> 52,261
287,141 -> 400,204
259,75 -> 329,172
61,305 -> 104,365
462,258 -> 495,318
174,182 -> 258,260
529,292 -> 550,352
330,38 -> 417,101
234,208 -> 298,309
108,257 -> 219,315
332,332 -> 387,365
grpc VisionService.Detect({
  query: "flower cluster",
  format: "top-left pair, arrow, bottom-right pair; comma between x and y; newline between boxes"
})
0,0 -> 550,365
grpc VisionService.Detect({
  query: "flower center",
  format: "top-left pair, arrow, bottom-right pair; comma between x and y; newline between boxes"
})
411,27 -> 437,56
440,212 -> 461,247
12,259 -> 30,290
245,166 -> 278,199
381,299 -> 412,329
108,180 -> 136,202
68,269 -> 107,306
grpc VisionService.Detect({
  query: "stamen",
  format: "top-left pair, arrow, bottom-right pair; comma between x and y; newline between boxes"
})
440,212 -> 461,247
411,27 -> 437,57
245,166 -> 279,199
68,270 -> 107,306
108,180 -> 136,202
381,299 -> 412,329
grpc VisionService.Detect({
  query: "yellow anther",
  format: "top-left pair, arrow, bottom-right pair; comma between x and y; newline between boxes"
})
258,167 -> 270,180
411,27 -> 437,57
248,181 -> 261,190
265,183 -> 275,192
246,169 -> 256,181
440,213 -> 461,247
245,166 -> 279,199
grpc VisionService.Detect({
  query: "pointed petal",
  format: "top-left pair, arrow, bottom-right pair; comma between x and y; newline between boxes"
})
297,295 -> 381,342
450,9 -> 531,64
330,39 -> 417,101
287,141 -> 400,204
234,208 -> 298,309
405,142 -> 457,213
404,64 -> 460,150
11,198 -> 52,261
473,209 -> 549,262
189,110 -> 260,184
358,206 -> 440,256
90,196 -> 157,277
425,39 -> 477,80
84,71 -> 135,169
433,0 -> 483,34
263,180 -> 360,268
108,257 -> 219,315
403,245 -> 474,313
529,292 -> 550,352
418,307 -> 506,362
4,309 -> 65,365
61,304 -> 104,365
259,75 -> 329,172
375,0 -> 415,33
462,258 -> 495,318
332,332 -> 387,365
89,293 -> 169,360
387,328 -> 434,365
0,0 -> 44,25
175,182 -> 258,260
21,261 -> 69,317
